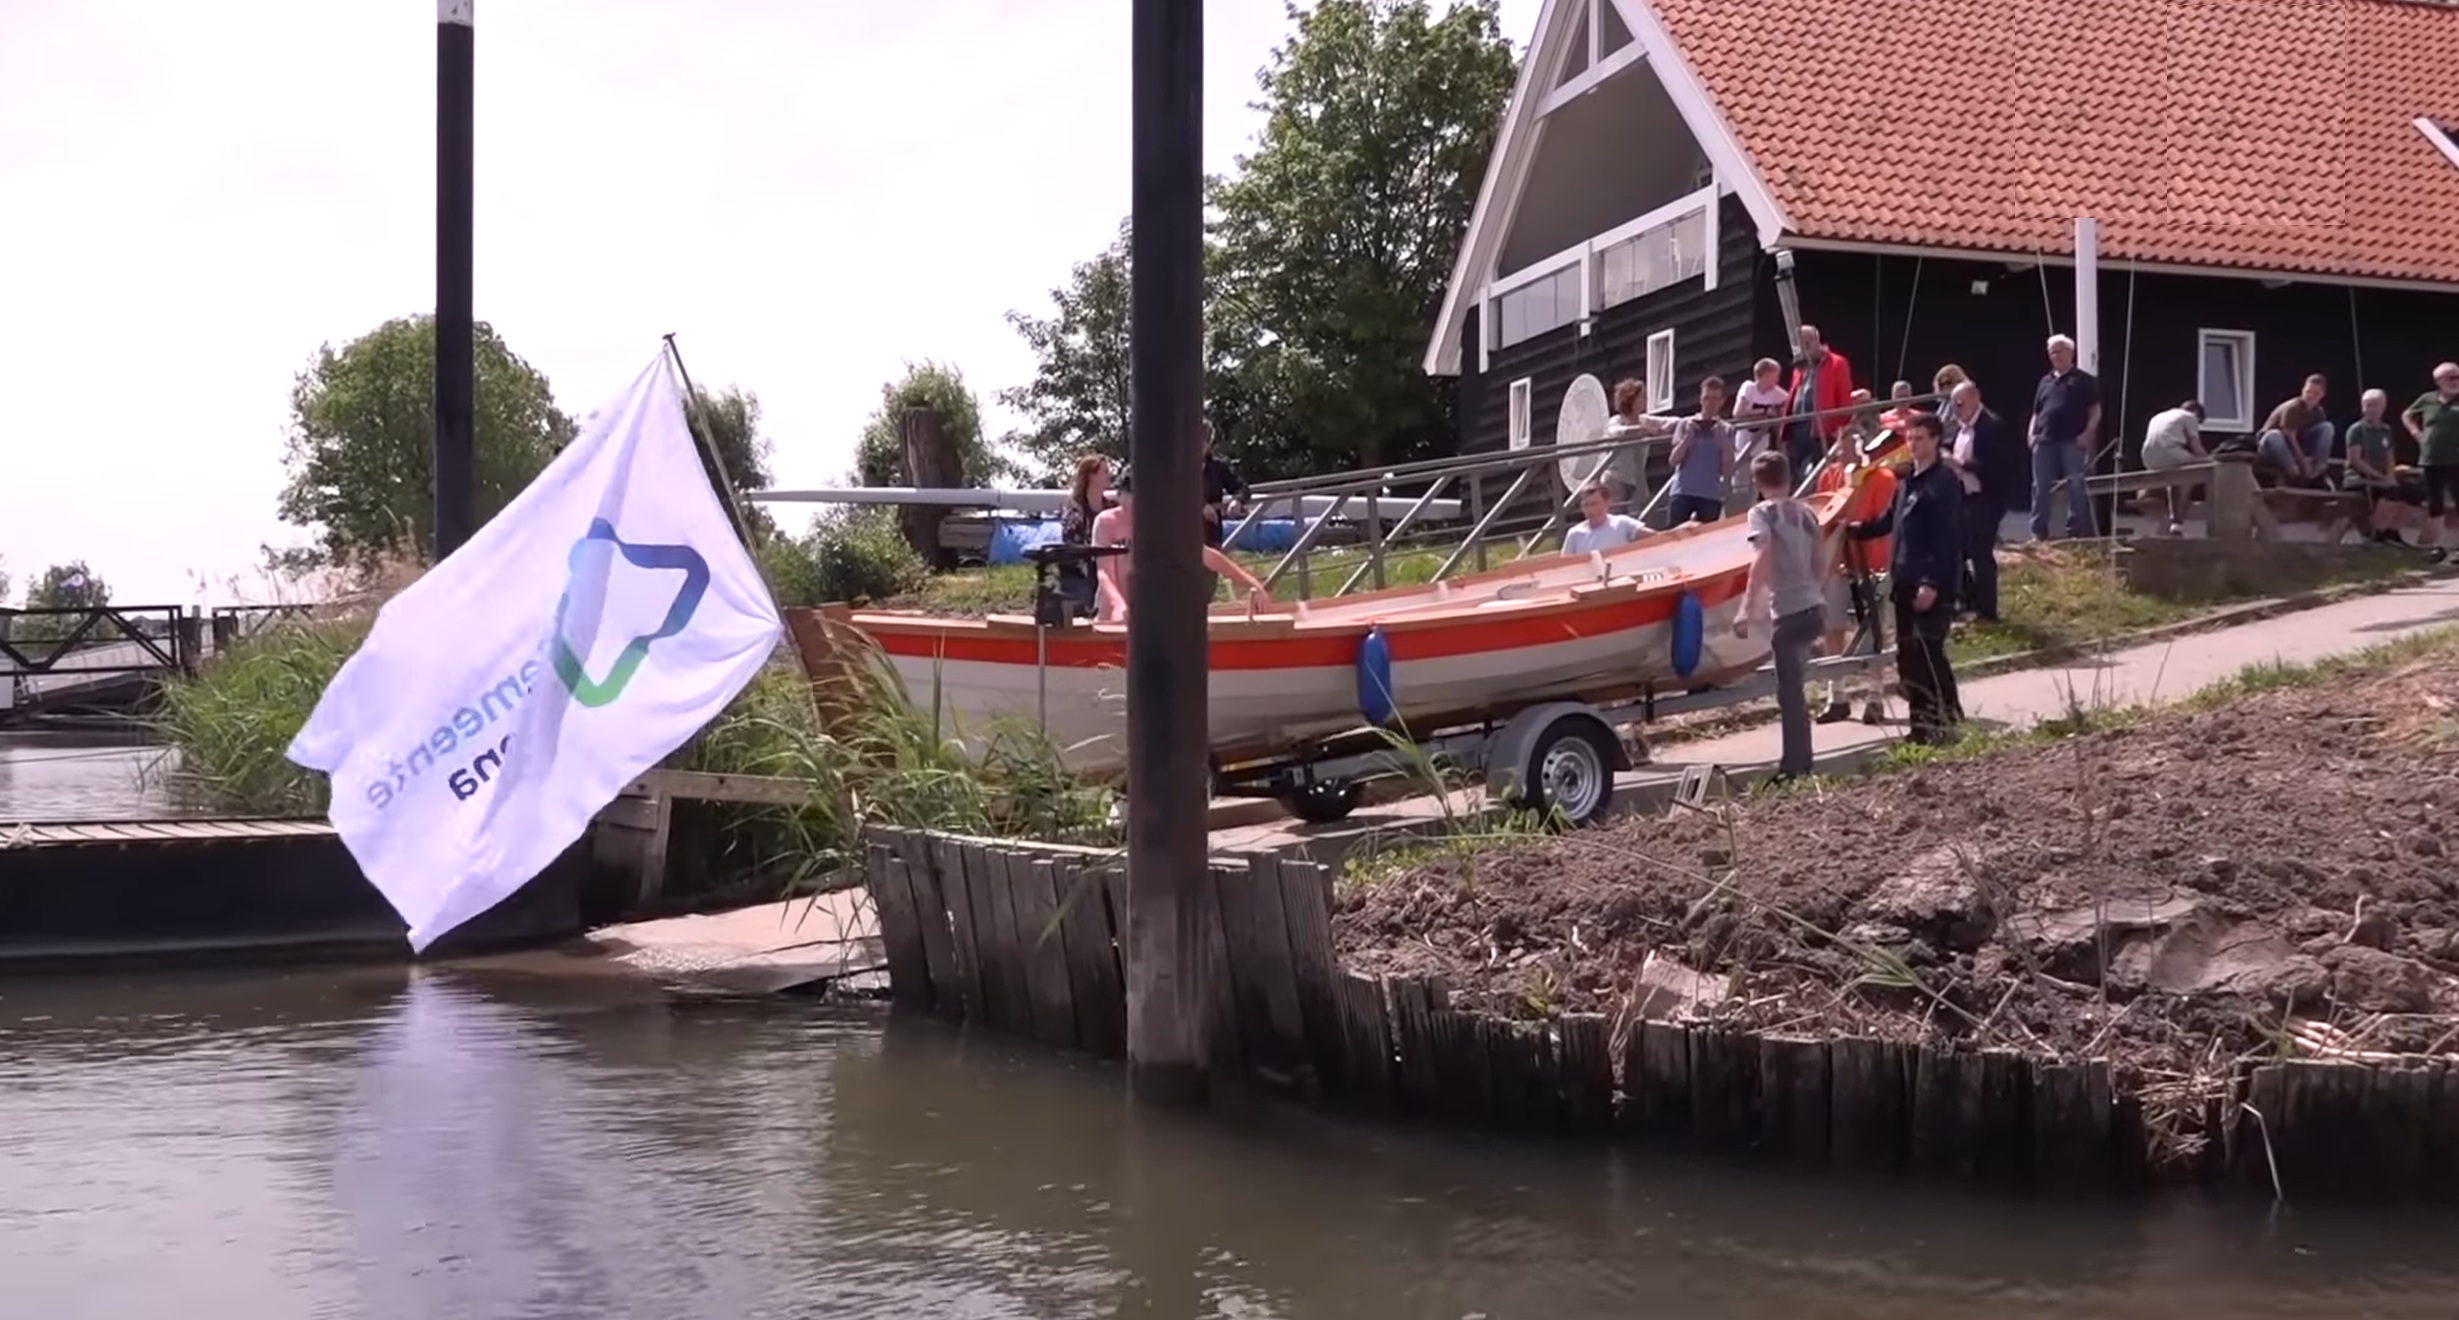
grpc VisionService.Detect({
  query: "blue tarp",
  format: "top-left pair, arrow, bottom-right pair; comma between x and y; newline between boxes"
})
982,516 -> 1311,565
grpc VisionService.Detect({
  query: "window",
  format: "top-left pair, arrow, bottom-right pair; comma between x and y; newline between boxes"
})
1645,330 -> 1676,413
1493,264 -> 1582,349
1508,377 -> 1534,450
1594,206 -> 1712,311
2197,329 -> 2256,431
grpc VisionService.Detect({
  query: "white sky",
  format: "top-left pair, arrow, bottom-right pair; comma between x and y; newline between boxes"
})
0,0 -> 1536,605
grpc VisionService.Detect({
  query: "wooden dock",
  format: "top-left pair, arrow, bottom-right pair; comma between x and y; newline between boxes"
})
1,818 -> 336,849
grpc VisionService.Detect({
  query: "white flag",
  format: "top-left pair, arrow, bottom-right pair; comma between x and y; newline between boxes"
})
287,353 -> 782,951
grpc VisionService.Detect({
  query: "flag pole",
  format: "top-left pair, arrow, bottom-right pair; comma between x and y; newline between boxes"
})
434,0 -> 477,560
1122,0 -> 1212,1104
660,333 -> 763,554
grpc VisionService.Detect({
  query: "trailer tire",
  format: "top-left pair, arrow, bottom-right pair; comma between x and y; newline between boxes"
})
1510,716 -> 1618,827
1282,779 -> 1365,825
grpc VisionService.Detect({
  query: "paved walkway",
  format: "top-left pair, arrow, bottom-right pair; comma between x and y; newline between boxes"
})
1214,579 -> 2459,857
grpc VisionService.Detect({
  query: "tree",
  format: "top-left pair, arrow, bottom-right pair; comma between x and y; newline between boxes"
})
1209,0 -> 1516,471
23,560 -> 110,612
999,221 -> 1134,481
684,384 -> 780,541
277,315 -> 576,571
853,361 -> 1006,487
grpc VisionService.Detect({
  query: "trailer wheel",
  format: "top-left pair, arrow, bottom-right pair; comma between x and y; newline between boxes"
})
1512,717 -> 1617,827
1282,779 -> 1365,825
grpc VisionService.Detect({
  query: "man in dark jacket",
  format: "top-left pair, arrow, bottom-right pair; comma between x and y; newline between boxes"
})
1940,380 -> 2018,622
1850,412 -> 1965,744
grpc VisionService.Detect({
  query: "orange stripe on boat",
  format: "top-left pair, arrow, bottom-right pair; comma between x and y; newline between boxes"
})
861,571 -> 1748,670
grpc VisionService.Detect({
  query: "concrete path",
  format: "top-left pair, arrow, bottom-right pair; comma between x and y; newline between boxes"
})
1215,579 -> 2459,860
455,892 -> 883,994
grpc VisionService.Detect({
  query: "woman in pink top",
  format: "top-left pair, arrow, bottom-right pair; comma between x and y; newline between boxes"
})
1092,469 -> 1273,622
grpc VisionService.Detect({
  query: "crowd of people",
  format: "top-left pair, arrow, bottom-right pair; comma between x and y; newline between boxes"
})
1043,334 -> 2459,782
2139,363 -> 2459,562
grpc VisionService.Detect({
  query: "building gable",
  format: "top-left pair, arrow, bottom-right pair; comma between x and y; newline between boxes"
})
1421,0 -> 1787,377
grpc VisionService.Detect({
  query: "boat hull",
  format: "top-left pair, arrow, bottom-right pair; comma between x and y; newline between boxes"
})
792,494 -> 1854,778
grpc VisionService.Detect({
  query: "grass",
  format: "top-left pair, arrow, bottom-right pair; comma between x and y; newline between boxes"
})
1861,622 -> 2459,777
153,610 -> 1112,900
1948,541 -> 2416,665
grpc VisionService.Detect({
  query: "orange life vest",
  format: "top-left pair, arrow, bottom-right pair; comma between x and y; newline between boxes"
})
1816,461 -> 1898,576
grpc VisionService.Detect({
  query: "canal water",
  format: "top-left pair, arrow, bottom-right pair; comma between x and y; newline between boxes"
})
5,964 -> 2457,1320
0,729 -> 193,822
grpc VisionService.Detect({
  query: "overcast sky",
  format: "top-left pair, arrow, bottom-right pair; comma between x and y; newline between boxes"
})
0,0 -> 1537,604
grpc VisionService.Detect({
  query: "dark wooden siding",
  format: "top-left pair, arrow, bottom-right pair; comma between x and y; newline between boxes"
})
1458,194 -> 1763,456
1792,249 -> 2459,468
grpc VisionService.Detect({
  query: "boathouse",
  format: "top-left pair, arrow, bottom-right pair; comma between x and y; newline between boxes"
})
1426,0 -> 2459,463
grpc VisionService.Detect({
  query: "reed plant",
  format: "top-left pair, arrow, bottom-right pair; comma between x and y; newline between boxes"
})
153,608 -> 1113,896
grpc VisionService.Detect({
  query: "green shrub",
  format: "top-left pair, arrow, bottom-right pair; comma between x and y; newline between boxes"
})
153,609 -> 1114,897
152,617 -> 368,815
774,506 -> 928,607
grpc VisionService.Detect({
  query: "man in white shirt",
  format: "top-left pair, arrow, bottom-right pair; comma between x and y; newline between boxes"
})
1563,483 -> 1647,554
2140,400 -> 2208,534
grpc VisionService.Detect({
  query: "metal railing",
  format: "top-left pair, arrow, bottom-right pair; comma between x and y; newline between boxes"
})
1220,390 -> 1948,601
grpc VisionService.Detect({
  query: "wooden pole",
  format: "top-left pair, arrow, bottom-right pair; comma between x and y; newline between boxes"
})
896,407 -> 961,568
1123,0 -> 1211,1105
433,0 -> 476,559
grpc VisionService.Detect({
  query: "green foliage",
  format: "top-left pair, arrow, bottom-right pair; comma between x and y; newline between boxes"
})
277,315 -> 575,570
995,0 -> 1513,483
21,560 -> 110,611
853,361 -> 1007,487
1209,0 -> 1516,473
684,383 -> 780,541
154,613 -> 1113,898
152,616 -> 368,815
997,220 -> 1262,483
999,220 -> 1137,481
769,507 -> 930,607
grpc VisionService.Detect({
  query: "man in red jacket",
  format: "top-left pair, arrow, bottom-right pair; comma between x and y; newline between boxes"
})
1782,324 -> 1857,479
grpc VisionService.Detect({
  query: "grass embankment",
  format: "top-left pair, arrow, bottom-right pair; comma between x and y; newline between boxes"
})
154,612 -> 1113,903
1947,541 -> 2412,665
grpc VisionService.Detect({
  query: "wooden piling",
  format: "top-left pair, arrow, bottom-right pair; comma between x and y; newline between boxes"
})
849,827 -> 2459,1204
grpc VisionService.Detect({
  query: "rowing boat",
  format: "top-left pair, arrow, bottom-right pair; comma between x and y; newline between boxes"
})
787,486 -> 1858,777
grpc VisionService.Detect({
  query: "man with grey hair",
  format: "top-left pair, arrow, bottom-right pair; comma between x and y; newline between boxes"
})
2026,333 -> 2100,540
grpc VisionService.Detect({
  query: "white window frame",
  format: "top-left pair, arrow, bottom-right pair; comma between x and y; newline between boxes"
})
2197,328 -> 2257,432
1507,377 -> 1534,450
1475,182 -> 1718,362
2415,117 -> 2459,173
1645,330 -> 1676,413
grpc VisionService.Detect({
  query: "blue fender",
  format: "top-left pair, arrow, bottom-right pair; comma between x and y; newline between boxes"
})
1355,626 -> 1397,726
1669,590 -> 1705,679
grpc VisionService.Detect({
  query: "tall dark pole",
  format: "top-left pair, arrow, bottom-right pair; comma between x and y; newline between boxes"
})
1122,0 -> 1210,1103
434,0 -> 477,560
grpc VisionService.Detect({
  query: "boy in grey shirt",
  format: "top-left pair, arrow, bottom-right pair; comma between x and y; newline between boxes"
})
1564,482 -> 1648,554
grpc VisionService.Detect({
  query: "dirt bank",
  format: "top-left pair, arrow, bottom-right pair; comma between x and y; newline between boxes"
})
1333,646 -> 2459,1105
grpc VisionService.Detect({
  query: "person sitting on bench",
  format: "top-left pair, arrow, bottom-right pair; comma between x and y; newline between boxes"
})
2255,374 -> 2336,486
2345,389 -> 2425,545
2139,399 -> 2209,535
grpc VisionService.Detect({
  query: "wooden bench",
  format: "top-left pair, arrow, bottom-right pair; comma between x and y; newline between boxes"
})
2257,484 -> 2372,543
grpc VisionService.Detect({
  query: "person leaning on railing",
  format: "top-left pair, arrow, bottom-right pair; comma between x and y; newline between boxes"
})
1602,377 -> 1676,512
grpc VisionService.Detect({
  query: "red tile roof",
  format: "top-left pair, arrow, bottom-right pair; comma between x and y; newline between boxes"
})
1651,0 -> 2459,285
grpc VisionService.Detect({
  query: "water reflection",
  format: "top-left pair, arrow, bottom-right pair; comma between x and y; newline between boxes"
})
2,966 -> 2455,1319
0,730 -> 191,821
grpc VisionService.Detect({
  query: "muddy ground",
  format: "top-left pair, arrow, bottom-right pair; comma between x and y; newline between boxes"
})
1333,650 -> 2459,1087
